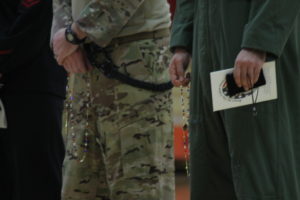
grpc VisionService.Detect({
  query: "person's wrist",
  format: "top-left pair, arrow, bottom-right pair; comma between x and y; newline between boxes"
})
243,48 -> 266,59
72,23 -> 87,40
65,23 -> 86,45
174,47 -> 189,54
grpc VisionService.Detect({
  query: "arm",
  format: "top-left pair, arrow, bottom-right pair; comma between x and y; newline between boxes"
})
51,0 -> 72,42
53,0 -> 145,65
74,0 -> 145,47
170,0 -> 194,54
52,0 -> 79,66
234,0 -> 300,90
242,0 -> 300,58
169,0 -> 194,87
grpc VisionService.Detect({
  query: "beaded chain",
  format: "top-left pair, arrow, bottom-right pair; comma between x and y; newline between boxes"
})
65,74 -> 92,163
180,84 -> 191,176
81,78 -> 91,163
65,73 -> 191,171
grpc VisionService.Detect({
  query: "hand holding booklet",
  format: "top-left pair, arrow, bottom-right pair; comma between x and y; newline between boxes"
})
210,61 -> 277,111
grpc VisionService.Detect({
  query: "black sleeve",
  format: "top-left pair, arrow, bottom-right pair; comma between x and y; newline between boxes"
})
0,0 -> 53,75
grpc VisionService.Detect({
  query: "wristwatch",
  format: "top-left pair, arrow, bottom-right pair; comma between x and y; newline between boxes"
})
65,24 -> 86,45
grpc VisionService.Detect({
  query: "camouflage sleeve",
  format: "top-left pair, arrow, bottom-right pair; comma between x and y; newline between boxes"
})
51,0 -> 73,41
76,0 -> 145,47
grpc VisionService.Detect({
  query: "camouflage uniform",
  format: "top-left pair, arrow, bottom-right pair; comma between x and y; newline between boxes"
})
52,1 -> 174,200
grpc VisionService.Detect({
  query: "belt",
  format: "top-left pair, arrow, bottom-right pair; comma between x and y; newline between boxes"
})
109,28 -> 170,46
84,39 -> 173,92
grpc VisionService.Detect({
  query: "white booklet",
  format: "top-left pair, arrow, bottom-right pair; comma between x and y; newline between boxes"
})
210,61 -> 277,111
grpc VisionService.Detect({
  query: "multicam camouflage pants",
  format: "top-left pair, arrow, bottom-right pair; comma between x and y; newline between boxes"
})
62,37 -> 175,200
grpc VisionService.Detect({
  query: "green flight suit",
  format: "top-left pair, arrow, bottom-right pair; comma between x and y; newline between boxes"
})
171,1 -> 300,200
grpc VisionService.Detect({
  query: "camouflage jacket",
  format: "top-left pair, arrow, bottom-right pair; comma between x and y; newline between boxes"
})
52,0 -> 171,47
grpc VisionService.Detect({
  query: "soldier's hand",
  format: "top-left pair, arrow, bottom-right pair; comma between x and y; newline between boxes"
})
53,28 -> 79,66
169,48 -> 191,87
62,49 -> 92,74
234,48 -> 266,91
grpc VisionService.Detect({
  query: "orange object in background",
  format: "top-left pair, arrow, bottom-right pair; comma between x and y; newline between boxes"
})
174,126 -> 188,161
174,126 -> 190,199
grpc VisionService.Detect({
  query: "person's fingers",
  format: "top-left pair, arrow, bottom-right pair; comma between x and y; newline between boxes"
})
253,65 -> 261,84
69,55 -> 81,73
69,54 -> 83,74
233,65 -> 242,88
67,57 -> 81,74
182,79 -> 190,87
240,66 -> 249,90
177,62 -> 185,83
168,52 -> 191,87
182,72 -> 191,87
175,63 -> 190,87
247,66 -> 255,88
55,44 -> 78,66
174,63 -> 187,87
169,64 -> 178,84
67,49 -> 89,74
52,41 -> 59,55
63,59 -> 73,73
169,61 -> 180,87
53,41 -> 65,64
234,48 -> 266,91
57,54 -> 66,66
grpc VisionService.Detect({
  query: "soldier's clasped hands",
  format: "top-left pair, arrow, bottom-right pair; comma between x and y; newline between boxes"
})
53,26 -> 92,74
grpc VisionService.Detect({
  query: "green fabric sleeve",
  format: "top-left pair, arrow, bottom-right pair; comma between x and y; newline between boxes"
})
242,0 -> 300,58
170,0 -> 194,54
76,0 -> 144,47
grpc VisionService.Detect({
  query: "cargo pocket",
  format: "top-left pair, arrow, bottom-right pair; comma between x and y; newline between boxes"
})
117,91 -> 171,180
118,103 -> 158,177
